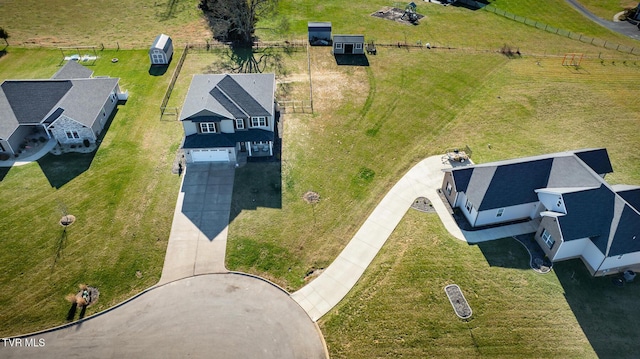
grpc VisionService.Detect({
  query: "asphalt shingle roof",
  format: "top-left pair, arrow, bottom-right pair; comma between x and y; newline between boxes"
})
1,80 -> 73,124
574,148 -> 613,175
557,185 -> 615,243
51,61 -> 94,79
608,205 -> 640,256
183,129 -> 274,148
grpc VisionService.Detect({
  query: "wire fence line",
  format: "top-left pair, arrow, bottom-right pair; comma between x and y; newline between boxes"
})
160,44 -> 188,118
455,0 -> 640,56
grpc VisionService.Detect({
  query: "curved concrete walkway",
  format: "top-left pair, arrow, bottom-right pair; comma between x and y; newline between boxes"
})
0,139 -> 57,167
292,155 -> 538,321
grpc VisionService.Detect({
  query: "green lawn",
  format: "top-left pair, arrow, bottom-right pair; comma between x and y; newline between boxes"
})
0,48 -> 183,336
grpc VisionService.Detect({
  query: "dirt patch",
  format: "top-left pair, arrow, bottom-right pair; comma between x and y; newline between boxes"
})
371,7 -> 425,25
304,267 -> 325,282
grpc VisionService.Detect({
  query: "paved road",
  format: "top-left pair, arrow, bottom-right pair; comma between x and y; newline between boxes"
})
565,0 -> 640,40
1,274 -> 327,359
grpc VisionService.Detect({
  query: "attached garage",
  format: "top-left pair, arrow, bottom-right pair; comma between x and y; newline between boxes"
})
190,149 -> 230,162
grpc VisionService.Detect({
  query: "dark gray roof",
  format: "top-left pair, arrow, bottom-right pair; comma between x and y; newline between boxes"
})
308,21 -> 332,28
614,185 -> 640,211
1,80 -> 72,124
574,148 -> 613,175
608,205 -> 640,256
558,185 -> 614,243
58,78 -> 119,127
183,129 -> 274,148
451,167 -> 473,192
180,74 -> 274,122
51,61 -> 94,79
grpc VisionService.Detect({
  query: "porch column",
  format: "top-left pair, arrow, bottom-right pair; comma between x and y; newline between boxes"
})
248,142 -> 252,156
269,141 -> 273,156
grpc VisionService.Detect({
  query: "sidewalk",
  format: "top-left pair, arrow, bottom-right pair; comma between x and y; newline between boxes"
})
0,139 -> 57,167
292,155 -> 538,321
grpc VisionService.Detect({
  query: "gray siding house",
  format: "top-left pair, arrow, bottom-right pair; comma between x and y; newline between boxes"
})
180,73 -> 276,163
333,35 -> 365,54
149,34 -> 173,65
442,148 -> 640,277
0,61 -> 124,156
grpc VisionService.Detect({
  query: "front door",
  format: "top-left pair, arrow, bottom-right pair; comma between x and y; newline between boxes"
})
240,142 -> 247,152
345,44 -> 354,54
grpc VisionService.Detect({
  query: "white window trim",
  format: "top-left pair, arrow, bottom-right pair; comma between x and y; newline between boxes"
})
465,199 -> 473,213
200,122 -> 217,133
235,119 -> 245,130
542,229 -> 555,249
335,43 -> 343,49
250,117 -> 267,127
446,182 -> 452,195
496,208 -> 504,217
355,43 -> 362,49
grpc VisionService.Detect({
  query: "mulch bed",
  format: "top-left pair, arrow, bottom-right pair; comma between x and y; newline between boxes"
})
444,284 -> 472,319
411,197 -> 436,213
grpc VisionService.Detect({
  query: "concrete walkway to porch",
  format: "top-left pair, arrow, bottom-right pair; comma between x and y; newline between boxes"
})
0,139 -> 57,167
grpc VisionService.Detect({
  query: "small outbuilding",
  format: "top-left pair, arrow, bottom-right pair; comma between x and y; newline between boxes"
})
149,34 -> 174,65
308,22 -> 332,45
333,35 -> 365,55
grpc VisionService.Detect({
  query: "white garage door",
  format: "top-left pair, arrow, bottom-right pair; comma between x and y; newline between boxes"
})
191,149 -> 230,162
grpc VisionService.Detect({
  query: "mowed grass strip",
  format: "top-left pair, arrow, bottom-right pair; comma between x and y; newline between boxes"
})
0,49 -> 183,336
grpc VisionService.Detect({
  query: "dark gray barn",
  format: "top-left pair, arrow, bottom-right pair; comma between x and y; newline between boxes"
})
308,22 -> 332,45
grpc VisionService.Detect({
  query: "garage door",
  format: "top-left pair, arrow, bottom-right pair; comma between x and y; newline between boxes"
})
191,149 -> 230,162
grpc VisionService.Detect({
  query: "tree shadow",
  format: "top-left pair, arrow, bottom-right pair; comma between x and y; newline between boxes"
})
155,0 -> 186,21
205,45 -> 287,75
37,108 -> 118,189
555,260 -> 640,358
66,302 -> 78,321
51,228 -> 68,270
334,54 -> 370,66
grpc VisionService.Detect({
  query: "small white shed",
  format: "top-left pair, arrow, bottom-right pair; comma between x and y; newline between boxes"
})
149,34 -> 174,65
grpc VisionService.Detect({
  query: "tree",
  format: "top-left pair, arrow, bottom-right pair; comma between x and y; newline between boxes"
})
200,0 -> 277,44
0,27 -> 8,46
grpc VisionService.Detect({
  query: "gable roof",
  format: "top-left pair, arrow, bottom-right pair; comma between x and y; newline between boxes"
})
608,204 -> 640,256
557,185 -> 615,243
151,34 -> 172,52
51,61 -> 94,79
0,63 -> 119,139
613,185 -> 640,210
445,149 -> 613,211
1,80 -> 73,125
180,74 -> 274,122
574,148 -> 613,175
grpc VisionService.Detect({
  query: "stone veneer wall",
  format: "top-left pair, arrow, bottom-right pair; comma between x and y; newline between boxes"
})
48,116 -> 96,144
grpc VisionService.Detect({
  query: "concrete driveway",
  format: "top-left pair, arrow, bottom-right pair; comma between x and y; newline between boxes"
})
1,274 -> 328,359
160,163 -> 235,284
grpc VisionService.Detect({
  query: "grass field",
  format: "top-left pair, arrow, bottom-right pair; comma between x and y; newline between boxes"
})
1,0 -> 640,357
0,49 -> 184,336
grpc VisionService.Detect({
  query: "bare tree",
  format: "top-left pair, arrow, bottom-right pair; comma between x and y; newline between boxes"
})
0,27 -> 9,46
200,0 -> 277,44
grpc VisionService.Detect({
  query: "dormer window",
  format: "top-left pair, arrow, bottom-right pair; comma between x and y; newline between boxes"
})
250,117 -> 267,127
235,119 -> 245,130
200,123 -> 216,133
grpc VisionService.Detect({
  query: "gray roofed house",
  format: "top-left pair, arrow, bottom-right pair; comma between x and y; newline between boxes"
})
442,148 -> 640,277
180,73 -> 276,163
0,62 -> 123,157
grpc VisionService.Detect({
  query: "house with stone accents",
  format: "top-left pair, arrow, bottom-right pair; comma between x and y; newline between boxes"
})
442,148 -> 640,276
0,61 -> 125,156
179,73 -> 276,163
